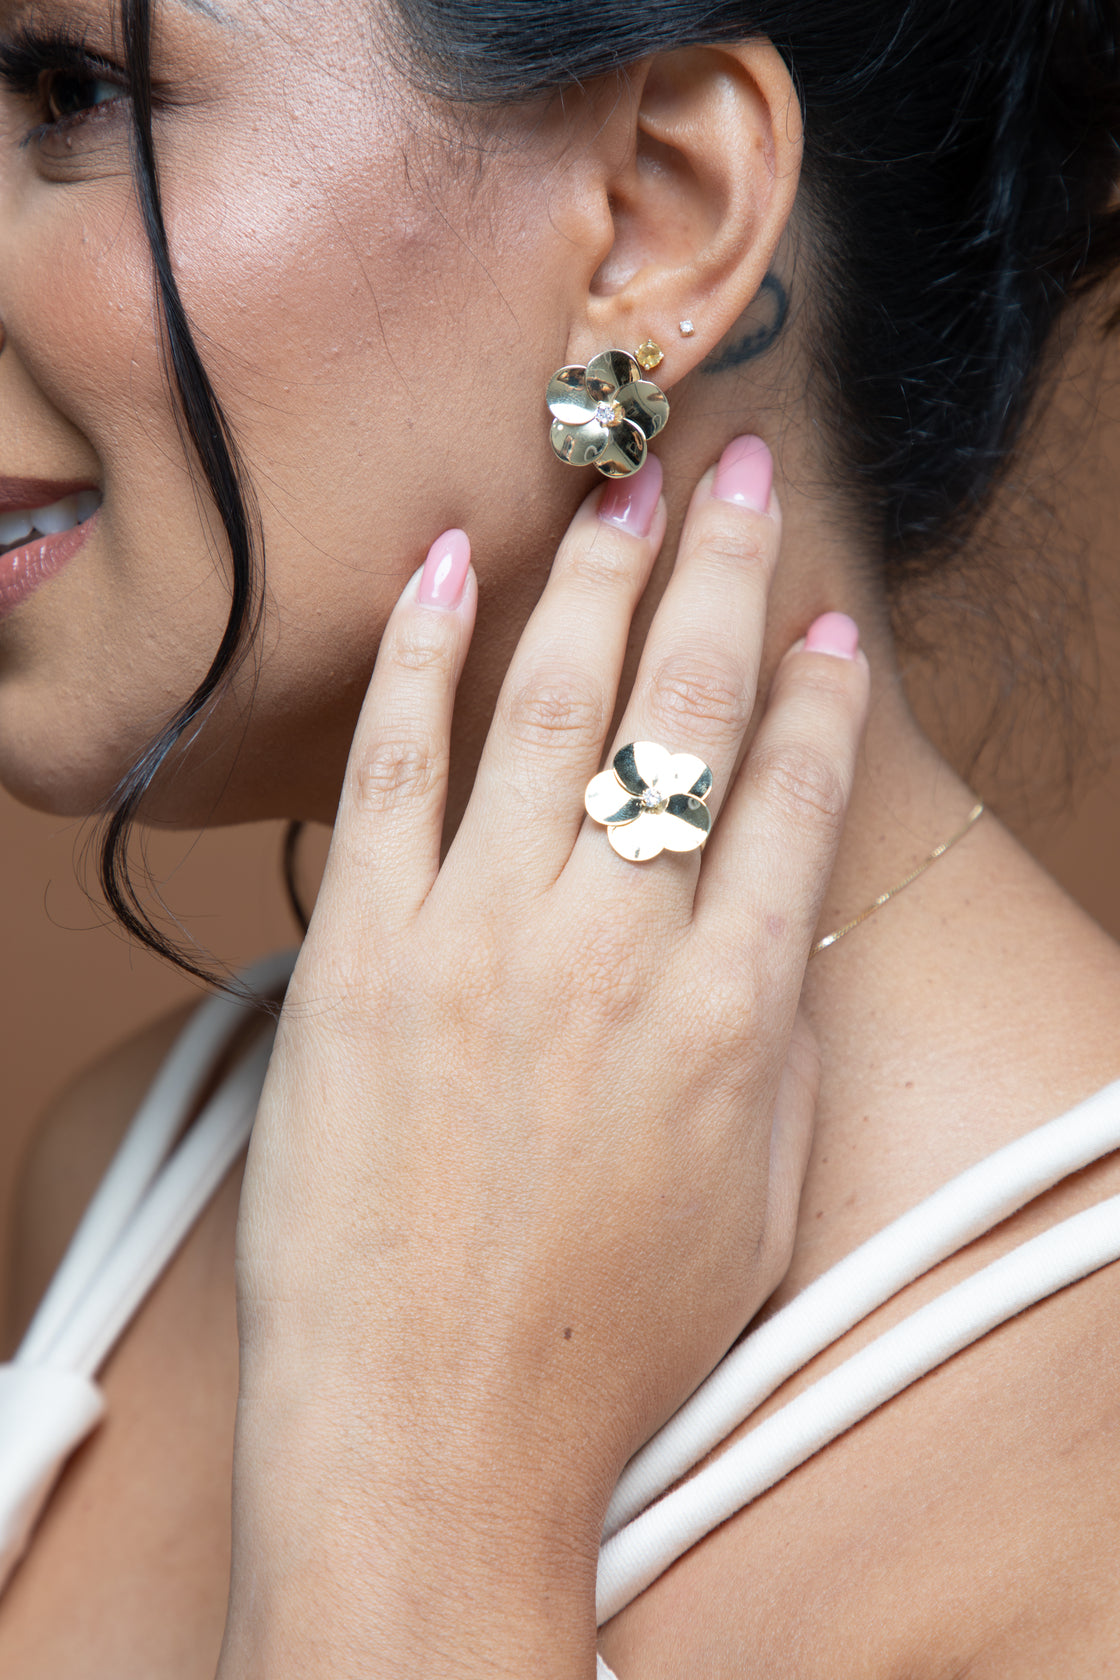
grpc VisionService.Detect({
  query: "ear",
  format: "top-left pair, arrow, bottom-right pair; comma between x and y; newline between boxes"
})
559,42 -> 803,378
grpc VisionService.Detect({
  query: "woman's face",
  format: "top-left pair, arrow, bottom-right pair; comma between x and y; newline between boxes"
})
0,0 -> 591,823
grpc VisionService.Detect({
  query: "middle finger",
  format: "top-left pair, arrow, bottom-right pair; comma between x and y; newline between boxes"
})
451,458 -> 666,887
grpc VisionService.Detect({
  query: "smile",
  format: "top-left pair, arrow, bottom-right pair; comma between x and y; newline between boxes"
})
0,490 -> 101,557
0,488 -> 102,623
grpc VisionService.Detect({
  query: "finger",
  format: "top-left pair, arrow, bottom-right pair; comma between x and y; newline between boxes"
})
696,614 -> 870,969
451,458 -> 665,886
313,531 -> 477,940
574,435 -> 779,884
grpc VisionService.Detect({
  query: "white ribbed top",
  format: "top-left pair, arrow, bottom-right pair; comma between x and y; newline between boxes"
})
2,951 -> 1118,1678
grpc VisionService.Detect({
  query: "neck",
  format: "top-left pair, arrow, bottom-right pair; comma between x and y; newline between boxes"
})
782,659 -> 1120,1308
646,425 -> 1120,1297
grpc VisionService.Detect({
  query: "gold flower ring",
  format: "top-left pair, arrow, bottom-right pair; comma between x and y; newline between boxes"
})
547,350 -> 670,479
584,742 -> 713,862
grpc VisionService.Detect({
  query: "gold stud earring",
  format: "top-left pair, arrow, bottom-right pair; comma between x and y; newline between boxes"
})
546,346 -> 670,479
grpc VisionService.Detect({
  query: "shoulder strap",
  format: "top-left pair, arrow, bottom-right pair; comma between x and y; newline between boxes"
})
16,950 -> 297,1372
598,1190 -> 1120,1622
0,950 -> 297,1595
597,1079 -> 1120,1625
604,1076 -> 1120,1540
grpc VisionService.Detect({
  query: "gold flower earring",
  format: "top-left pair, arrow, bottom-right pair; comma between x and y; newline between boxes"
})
546,342 -> 669,478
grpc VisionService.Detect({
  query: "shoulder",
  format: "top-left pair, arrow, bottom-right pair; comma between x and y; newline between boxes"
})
4,1001 -> 202,1352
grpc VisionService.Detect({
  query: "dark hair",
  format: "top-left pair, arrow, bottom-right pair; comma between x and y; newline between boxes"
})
100,0 -> 1120,990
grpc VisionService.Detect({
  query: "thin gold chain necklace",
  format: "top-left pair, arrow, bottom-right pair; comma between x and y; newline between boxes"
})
810,800 -> 986,957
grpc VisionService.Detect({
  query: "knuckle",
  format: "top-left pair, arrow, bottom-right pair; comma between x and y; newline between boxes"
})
688,963 -> 764,1064
563,526 -> 644,592
390,617 -> 457,677
503,668 -> 608,754
350,736 -> 438,813
696,506 -> 775,577
704,971 -> 754,1053
680,985 -> 741,1063
570,924 -> 645,1025
756,740 -> 848,834
427,936 -> 505,1039
783,656 -> 861,711
646,654 -> 752,742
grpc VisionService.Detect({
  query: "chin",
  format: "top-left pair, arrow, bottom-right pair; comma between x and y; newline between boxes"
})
0,686 -> 146,820
0,666 -> 336,828
0,745 -> 121,821
2,742 -> 247,827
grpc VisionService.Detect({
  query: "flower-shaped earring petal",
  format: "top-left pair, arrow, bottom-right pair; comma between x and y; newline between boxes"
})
547,350 -> 670,479
585,741 -> 713,861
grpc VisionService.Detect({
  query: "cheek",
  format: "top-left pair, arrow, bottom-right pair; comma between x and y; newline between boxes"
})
156,113 -> 554,674
8,178 -> 235,625
9,191 -> 175,470
0,186 -> 240,812
0,85 -> 572,824
164,135 -> 493,508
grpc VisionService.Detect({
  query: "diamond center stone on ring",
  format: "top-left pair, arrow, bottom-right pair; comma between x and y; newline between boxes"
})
640,787 -> 666,812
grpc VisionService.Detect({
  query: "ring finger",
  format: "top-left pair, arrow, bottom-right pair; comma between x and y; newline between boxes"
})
576,434 -> 778,881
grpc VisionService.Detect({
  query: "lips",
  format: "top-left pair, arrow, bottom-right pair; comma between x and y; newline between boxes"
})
0,491 -> 101,555
0,476 -> 101,622
0,475 -> 100,512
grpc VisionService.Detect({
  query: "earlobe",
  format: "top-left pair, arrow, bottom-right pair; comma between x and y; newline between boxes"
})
578,41 -> 803,380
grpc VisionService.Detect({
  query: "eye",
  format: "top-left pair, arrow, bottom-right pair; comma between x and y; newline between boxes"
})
0,25 -> 129,145
43,67 -> 123,126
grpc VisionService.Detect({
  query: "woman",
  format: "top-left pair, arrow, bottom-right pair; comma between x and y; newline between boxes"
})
1,0 -> 1119,1673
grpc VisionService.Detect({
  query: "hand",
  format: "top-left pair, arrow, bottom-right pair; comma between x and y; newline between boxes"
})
220,440 -> 869,1679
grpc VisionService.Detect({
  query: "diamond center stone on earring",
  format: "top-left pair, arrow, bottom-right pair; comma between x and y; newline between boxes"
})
593,399 -> 625,429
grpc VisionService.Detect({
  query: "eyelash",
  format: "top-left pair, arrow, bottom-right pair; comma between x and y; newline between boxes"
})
0,22 -> 129,144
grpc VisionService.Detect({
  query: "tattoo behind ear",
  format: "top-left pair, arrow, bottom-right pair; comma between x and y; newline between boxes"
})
702,275 -> 789,374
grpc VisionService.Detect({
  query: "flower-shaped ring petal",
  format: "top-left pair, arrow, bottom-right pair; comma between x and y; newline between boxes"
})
547,350 -> 670,479
584,741 -> 713,861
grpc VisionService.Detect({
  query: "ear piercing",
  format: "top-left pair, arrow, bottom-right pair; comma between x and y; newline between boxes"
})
546,343 -> 669,479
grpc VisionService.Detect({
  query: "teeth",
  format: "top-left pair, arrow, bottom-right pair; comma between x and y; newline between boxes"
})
26,493 -> 94,535
0,490 -> 101,550
33,496 -> 83,535
0,511 -> 32,546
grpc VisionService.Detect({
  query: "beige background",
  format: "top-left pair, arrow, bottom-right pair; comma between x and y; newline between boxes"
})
3,302 -> 1120,1261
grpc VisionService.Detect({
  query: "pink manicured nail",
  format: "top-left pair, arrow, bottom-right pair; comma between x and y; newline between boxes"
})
418,528 -> 470,609
598,455 -> 663,538
804,611 -> 859,660
712,435 -> 773,512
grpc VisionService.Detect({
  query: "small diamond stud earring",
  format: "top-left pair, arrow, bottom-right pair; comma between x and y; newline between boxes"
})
678,319 -> 695,337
